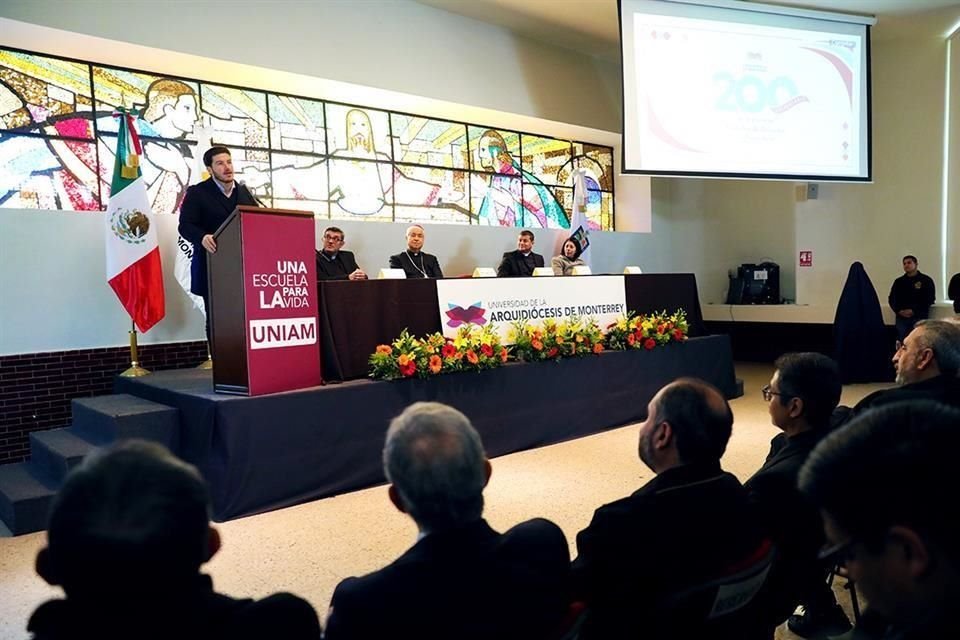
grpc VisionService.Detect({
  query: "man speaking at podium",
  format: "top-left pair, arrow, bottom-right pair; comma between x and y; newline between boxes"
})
178,145 -> 260,342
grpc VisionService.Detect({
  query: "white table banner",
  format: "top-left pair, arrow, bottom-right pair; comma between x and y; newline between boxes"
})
436,276 -> 627,343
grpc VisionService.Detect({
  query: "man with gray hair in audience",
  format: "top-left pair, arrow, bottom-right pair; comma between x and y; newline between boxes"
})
324,401 -> 570,640
852,319 -> 960,414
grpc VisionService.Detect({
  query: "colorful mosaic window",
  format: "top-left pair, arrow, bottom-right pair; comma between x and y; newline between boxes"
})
1,47 -> 614,230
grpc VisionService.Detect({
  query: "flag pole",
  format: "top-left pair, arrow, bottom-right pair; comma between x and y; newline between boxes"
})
197,344 -> 213,369
120,320 -> 150,377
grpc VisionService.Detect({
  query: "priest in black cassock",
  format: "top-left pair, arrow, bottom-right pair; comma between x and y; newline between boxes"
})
316,226 -> 367,281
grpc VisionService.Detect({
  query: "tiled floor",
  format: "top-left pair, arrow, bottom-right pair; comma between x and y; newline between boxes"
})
0,362 -> 888,639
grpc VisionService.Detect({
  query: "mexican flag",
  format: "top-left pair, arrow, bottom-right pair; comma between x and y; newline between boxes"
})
105,108 -> 165,333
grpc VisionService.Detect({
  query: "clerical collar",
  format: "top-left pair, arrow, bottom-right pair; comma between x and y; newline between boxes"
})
408,250 -> 421,256
521,252 -> 531,257
321,250 -> 339,261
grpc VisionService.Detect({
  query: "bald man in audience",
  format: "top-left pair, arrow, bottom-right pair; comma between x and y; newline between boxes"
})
324,402 -> 569,640
572,378 -> 767,640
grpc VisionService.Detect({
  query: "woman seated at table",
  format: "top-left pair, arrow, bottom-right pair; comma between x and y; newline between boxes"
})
551,238 -> 586,276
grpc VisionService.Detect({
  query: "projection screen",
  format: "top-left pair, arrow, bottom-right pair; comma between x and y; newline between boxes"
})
620,0 -> 874,181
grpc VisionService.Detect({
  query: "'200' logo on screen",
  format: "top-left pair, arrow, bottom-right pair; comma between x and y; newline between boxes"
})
714,73 -> 800,113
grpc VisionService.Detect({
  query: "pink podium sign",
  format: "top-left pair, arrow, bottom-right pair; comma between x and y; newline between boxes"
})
241,211 -> 321,395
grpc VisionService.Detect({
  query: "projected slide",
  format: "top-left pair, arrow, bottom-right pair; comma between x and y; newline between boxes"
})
625,10 -> 869,179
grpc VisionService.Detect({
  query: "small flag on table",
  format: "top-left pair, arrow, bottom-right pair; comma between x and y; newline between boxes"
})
105,107 -> 165,332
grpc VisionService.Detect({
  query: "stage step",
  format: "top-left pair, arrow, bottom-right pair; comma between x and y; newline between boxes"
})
71,394 -> 179,449
29,428 -> 100,484
0,463 -> 57,536
0,393 -> 180,536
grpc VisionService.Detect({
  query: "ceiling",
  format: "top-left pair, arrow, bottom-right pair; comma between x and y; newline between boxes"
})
415,0 -> 960,60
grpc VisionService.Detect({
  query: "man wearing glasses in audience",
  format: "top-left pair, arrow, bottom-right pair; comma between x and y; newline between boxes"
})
799,401 -> 960,640
315,226 -> 367,281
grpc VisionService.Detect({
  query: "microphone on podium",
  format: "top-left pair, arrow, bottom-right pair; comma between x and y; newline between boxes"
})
238,180 -> 268,208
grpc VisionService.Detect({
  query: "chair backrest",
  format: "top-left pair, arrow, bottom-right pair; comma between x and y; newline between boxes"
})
659,538 -> 775,629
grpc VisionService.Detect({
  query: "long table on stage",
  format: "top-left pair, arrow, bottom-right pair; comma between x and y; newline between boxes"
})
318,273 -> 707,381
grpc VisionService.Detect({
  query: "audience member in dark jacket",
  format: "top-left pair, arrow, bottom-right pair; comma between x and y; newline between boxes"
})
800,401 -> 960,640
572,379 -> 768,640
745,353 -> 850,638
325,402 -> 570,640
28,441 -> 321,640
852,320 -> 960,416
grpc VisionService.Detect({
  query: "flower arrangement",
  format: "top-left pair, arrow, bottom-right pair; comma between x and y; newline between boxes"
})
603,309 -> 689,351
368,309 -> 689,380
509,317 -> 605,362
369,325 -> 506,380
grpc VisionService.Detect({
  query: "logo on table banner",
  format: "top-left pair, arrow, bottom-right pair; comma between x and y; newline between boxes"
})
254,260 -> 311,309
249,317 -> 317,350
445,302 -> 487,328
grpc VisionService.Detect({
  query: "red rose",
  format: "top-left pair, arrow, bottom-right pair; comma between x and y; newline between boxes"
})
673,329 -> 685,341
626,333 -> 636,346
547,347 -> 559,358
400,362 -> 417,377
481,343 -> 494,357
441,343 -> 457,358
644,338 -> 656,350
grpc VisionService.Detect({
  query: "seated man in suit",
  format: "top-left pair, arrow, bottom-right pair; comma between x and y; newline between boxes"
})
388,224 -> 443,278
325,402 -> 570,640
744,353 -> 851,638
497,229 -> 544,277
799,401 -> 960,640
315,226 -> 367,281
851,320 -> 960,415
28,440 -> 321,640
178,145 -> 259,343
572,378 -> 767,640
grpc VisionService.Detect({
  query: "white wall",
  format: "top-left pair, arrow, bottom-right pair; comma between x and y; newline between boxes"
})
0,13 -> 660,355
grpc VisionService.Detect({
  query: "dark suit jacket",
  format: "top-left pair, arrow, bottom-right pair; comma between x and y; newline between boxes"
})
744,430 -> 828,623
316,250 -> 361,281
324,518 -> 569,640
497,250 -> 545,277
178,178 -> 258,297
853,374 -> 960,415
572,461 -> 765,640
27,574 -> 321,640
388,251 -> 443,279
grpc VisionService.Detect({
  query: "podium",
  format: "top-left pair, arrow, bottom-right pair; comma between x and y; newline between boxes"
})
208,205 -> 321,395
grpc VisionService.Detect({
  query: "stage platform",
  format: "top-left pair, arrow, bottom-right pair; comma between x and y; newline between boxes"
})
115,335 -> 737,522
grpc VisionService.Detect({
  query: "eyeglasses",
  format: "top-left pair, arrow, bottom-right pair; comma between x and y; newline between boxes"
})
817,538 -> 857,566
761,384 -> 785,402
323,235 -> 344,242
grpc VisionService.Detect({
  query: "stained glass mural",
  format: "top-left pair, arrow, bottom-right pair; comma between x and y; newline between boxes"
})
391,114 -> 466,169
326,104 -> 391,160
520,134 -> 571,186
393,166 -> 469,224
270,152 -> 328,216
1,45 -> 614,229
268,94 -> 326,155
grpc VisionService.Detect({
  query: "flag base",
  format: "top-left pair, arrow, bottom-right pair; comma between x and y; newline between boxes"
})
120,364 -> 151,377
197,356 -> 213,370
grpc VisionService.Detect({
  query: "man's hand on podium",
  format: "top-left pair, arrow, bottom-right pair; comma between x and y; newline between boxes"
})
202,234 -> 217,254
348,269 -> 368,281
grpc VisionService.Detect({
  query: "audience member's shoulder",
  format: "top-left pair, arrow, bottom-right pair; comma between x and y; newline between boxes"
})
235,592 -> 322,639
503,517 -> 566,546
